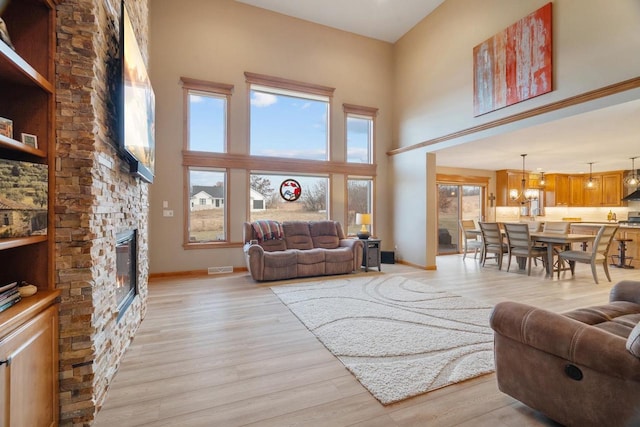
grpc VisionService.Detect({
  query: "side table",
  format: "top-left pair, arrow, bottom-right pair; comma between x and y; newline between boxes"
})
361,238 -> 381,272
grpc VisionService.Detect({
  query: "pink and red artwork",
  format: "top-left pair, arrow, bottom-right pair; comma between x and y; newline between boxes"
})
473,3 -> 552,116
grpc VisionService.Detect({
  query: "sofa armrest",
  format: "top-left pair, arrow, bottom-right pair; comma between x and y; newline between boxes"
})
244,244 -> 265,281
339,238 -> 363,250
491,301 -> 640,381
610,280 -> 640,304
340,238 -> 364,271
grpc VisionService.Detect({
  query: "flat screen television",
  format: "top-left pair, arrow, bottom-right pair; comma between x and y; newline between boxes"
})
120,2 -> 155,183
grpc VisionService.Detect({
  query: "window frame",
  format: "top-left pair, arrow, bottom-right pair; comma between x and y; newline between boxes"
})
246,72 -> 335,162
181,76 -> 234,248
181,77 -> 233,153
346,176 -> 375,237
344,103 -> 377,165
184,166 -> 230,247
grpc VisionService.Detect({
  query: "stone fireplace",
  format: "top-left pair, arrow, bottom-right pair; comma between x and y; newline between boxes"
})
116,230 -> 138,320
55,0 -> 150,425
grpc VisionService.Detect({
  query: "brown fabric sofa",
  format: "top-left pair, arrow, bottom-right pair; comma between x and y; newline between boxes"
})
490,280 -> 640,427
243,220 -> 364,281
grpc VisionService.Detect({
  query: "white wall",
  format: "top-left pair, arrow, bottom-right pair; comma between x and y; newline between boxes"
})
392,0 -> 640,268
148,0 -> 394,274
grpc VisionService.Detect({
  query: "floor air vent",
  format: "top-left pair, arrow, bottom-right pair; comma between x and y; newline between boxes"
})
208,266 -> 233,275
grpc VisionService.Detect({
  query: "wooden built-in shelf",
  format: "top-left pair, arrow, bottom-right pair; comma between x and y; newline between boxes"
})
0,289 -> 60,337
0,134 -> 47,158
0,235 -> 47,251
0,41 -> 54,93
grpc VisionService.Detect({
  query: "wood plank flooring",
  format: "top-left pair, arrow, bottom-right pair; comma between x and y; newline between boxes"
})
93,255 -> 639,426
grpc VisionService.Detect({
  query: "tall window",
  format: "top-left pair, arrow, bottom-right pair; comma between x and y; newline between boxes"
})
249,173 -> 329,223
181,77 -> 233,245
344,104 -> 377,164
187,168 -> 227,243
347,178 -> 373,235
188,91 -> 226,152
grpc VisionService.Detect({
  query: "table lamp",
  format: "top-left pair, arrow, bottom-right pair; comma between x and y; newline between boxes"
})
355,213 -> 371,239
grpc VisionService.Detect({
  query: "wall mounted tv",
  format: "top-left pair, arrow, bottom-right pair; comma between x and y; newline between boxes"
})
120,2 -> 155,183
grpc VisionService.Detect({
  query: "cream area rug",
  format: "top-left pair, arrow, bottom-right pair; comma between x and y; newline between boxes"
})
270,275 -> 495,405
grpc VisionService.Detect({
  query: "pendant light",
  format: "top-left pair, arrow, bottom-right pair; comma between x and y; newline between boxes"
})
539,171 -> 546,187
509,154 -> 538,203
585,162 -> 595,189
624,157 -> 639,187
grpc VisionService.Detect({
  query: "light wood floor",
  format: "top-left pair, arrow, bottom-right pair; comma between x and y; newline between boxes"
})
93,255 -> 639,426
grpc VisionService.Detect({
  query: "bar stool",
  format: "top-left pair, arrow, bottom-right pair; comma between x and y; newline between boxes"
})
610,238 -> 634,268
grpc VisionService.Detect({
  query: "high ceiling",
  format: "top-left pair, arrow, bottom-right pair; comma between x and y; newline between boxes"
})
235,0 -> 640,175
235,0 -> 445,43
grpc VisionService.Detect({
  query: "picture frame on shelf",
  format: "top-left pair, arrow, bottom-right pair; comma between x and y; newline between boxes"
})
0,117 -> 13,139
0,17 -> 15,51
21,133 -> 38,148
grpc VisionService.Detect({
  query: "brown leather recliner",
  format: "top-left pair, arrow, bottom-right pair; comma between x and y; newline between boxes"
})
490,280 -> 640,427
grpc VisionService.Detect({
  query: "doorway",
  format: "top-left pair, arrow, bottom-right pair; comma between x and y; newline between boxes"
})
437,184 -> 484,255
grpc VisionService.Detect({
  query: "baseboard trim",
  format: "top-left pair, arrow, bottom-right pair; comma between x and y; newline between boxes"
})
149,267 -> 248,280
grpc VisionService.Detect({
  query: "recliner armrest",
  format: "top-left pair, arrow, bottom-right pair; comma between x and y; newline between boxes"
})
610,280 -> 640,304
491,301 -> 640,381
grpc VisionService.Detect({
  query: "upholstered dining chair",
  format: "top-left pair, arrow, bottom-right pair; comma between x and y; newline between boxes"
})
459,219 -> 483,260
504,223 -> 547,275
479,222 -> 508,270
558,225 -> 619,284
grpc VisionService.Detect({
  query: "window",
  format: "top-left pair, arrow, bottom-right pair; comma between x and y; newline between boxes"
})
246,72 -> 335,161
181,78 -> 233,246
344,104 -> 377,164
187,91 -> 227,152
249,173 -> 329,223
347,178 -> 373,235
187,168 -> 227,243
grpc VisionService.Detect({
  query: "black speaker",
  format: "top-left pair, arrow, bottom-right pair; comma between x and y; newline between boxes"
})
381,251 -> 395,264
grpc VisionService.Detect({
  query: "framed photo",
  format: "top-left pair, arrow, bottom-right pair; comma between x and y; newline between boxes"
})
0,117 -> 13,139
21,133 -> 38,148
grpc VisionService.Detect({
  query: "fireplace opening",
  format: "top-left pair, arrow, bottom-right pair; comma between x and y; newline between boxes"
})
116,229 -> 138,321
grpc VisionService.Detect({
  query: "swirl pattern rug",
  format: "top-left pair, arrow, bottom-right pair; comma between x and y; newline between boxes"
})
270,275 -> 495,405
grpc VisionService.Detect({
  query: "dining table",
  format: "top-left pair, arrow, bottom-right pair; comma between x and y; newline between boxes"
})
529,231 -> 596,277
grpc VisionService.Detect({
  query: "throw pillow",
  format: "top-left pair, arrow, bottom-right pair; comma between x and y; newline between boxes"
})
627,321 -> 640,358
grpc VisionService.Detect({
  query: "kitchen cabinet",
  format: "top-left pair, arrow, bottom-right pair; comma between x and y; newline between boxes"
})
496,170 -> 540,207
583,176 -> 602,206
569,176 -> 584,206
601,172 -> 624,206
544,174 -> 569,206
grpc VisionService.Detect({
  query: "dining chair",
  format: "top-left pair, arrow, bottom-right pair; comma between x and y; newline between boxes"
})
479,222 -> 508,270
558,225 -> 619,283
525,221 -> 543,232
459,219 -> 483,260
504,223 -> 547,275
540,221 -> 571,270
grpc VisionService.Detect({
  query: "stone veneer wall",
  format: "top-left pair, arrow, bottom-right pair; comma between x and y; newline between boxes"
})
55,0 -> 150,425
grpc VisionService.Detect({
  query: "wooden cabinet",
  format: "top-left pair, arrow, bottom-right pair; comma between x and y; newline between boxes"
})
0,1 -> 59,424
568,175 -> 584,206
583,176 -> 602,206
496,170 -> 540,207
601,172 -> 624,206
0,304 -> 58,427
544,174 -> 569,207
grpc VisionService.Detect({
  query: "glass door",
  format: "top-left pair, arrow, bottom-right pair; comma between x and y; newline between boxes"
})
437,184 -> 484,255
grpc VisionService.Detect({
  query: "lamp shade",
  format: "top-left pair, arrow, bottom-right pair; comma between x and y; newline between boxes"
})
355,213 -> 371,239
355,213 -> 371,225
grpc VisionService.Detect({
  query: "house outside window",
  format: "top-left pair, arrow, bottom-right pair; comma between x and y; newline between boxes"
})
187,168 -> 227,243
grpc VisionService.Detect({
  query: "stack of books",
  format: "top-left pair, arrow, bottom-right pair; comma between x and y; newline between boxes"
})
0,282 -> 21,313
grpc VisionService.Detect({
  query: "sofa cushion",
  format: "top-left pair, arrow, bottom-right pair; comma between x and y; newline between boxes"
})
283,221 -> 313,250
324,246 -> 353,263
260,239 -> 287,252
251,220 -> 283,242
309,221 -> 340,249
627,322 -> 640,358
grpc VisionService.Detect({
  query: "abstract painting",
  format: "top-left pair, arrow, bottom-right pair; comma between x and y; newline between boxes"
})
473,3 -> 552,116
